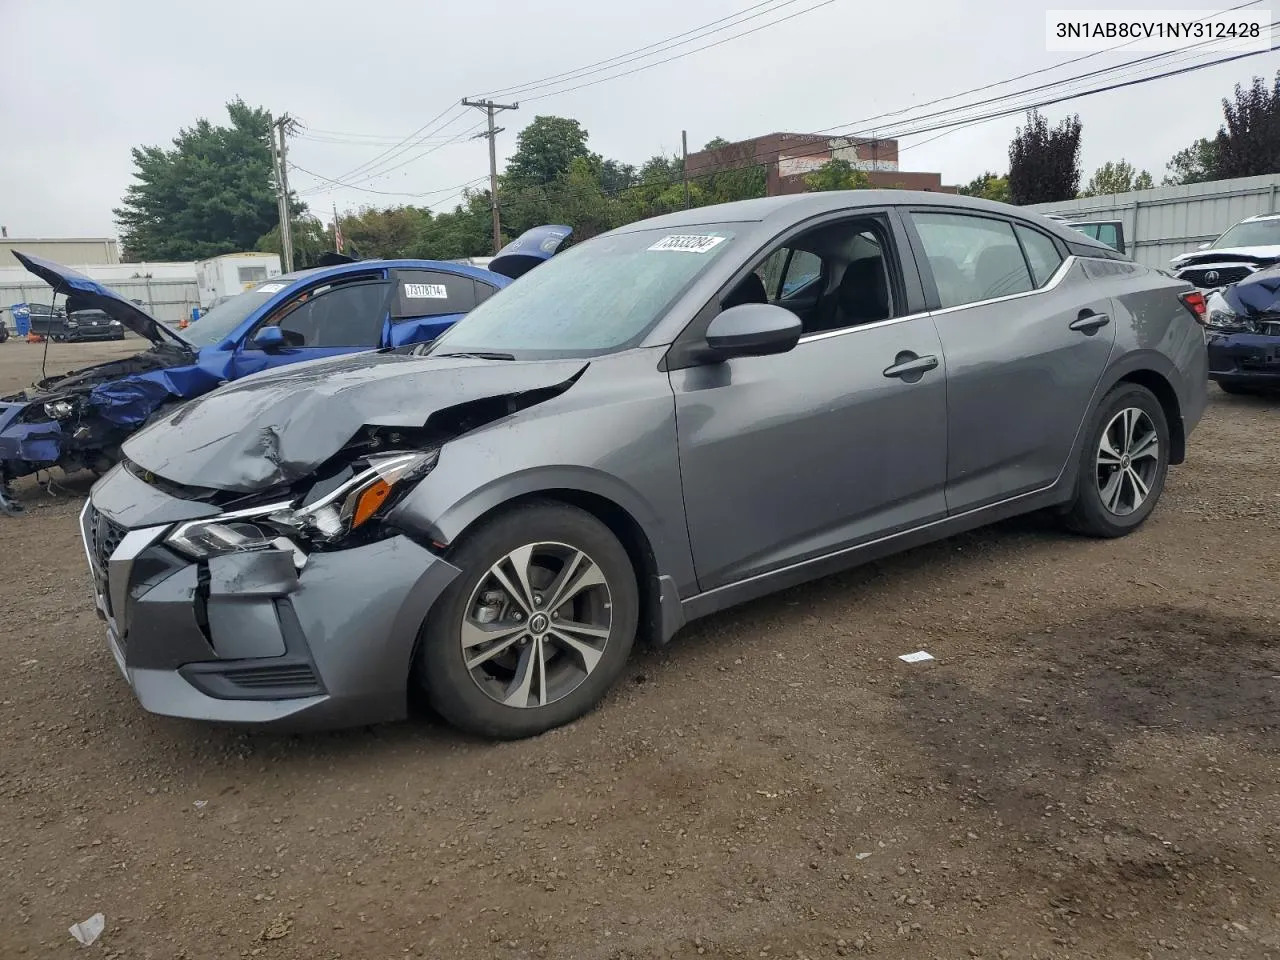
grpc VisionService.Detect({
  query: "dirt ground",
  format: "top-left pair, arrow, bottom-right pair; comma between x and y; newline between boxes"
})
1,339 -> 1277,960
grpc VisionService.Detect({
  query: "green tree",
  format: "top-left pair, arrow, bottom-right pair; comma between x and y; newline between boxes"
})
699,137 -> 767,203
114,99 -> 293,261
1214,71 -> 1280,179
958,171 -> 1011,203
1163,137 -> 1219,185
1008,110 -> 1082,205
256,215 -> 330,269
504,116 -> 591,188
803,158 -> 872,192
413,192 -> 493,260
1079,159 -> 1154,196
335,205 -> 432,259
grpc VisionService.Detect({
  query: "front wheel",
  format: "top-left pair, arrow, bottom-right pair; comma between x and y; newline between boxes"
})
415,501 -> 639,739
1061,383 -> 1170,538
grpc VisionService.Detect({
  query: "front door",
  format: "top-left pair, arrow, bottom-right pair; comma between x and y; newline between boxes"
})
670,212 -> 949,592
230,274 -> 392,379
905,209 -> 1117,512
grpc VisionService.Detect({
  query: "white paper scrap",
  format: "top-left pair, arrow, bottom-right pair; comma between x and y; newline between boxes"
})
898,651 -> 935,664
69,913 -> 105,947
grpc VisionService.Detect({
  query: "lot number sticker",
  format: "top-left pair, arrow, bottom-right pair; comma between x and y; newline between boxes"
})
404,283 -> 449,299
648,234 -> 727,254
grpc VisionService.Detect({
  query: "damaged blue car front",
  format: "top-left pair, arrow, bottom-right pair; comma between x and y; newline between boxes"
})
0,227 -> 570,514
1203,265 -> 1280,394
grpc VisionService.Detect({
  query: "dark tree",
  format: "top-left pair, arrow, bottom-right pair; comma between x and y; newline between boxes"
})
1007,110 -> 1082,205
1163,137 -> 1219,185
1214,71 -> 1280,179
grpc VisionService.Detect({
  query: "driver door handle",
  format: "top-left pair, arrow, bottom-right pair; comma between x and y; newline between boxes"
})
882,353 -> 939,380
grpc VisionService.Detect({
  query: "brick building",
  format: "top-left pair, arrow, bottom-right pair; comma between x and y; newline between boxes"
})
684,132 -> 957,196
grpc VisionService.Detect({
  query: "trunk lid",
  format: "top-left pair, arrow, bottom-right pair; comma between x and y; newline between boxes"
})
488,225 -> 573,280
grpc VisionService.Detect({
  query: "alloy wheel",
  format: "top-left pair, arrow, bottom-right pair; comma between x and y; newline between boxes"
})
1095,407 -> 1160,517
461,542 -> 613,709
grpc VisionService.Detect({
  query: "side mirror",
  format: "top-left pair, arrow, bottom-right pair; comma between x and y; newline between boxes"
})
251,325 -> 287,352
705,303 -> 802,359
1198,242 -> 1212,250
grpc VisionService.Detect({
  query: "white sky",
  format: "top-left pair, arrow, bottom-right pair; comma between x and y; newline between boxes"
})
1,0 -> 1277,240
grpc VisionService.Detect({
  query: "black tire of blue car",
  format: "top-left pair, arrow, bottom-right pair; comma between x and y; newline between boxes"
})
1062,382 -> 1170,538
415,501 -> 639,739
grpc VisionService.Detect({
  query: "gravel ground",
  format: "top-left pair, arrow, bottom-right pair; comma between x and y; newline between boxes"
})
1,340 -> 1277,960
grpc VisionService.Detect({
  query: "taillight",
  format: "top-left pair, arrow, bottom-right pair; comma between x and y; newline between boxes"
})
1179,290 -> 1208,325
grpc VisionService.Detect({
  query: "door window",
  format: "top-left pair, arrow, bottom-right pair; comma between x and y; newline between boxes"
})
266,278 -> 389,348
391,270 -> 478,320
1014,225 -> 1064,287
911,212 -> 1034,308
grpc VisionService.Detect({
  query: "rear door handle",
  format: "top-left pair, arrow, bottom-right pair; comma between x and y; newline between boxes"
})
882,353 -> 939,382
1070,311 -> 1110,333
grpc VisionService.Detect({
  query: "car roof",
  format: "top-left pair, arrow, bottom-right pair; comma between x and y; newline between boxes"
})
271,258 -> 509,287
606,190 -> 1114,253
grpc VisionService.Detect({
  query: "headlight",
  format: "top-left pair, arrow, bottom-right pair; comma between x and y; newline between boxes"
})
43,400 -> 75,420
66,319 -> 79,328
269,451 -> 437,543
1205,290 -> 1256,332
110,320 -> 122,327
166,500 -> 296,560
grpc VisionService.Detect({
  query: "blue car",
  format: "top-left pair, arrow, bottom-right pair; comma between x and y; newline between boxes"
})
0,226 -> 570,513
1203,264 -> 1280,394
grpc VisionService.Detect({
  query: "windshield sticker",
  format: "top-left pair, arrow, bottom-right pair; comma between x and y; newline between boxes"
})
256,283 -> 286,294
647,234 -> 727,254
404,283 -> 449,299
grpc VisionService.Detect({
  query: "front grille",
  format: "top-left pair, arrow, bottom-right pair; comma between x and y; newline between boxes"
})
1180,265 -> 1254,287
221,663 -> 319,691
86,504 -> 127,576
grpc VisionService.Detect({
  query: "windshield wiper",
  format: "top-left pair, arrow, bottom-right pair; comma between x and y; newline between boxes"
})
432,351 -> 517,361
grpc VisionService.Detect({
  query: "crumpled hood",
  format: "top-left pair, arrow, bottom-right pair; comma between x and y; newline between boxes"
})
1170,244 -> 1280,269
1224,263 -> 1280,317
122,350 -> 588,492
12,251 -> 192,347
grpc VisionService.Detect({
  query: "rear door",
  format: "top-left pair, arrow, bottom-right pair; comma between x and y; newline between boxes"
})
903,209 -> 1117,513
230,272 -> 392,378
386,268 -> 493,347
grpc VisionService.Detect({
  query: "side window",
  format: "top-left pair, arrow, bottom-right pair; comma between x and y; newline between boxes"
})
1015,225 -> 1064,287
755,249 -> 789,299
268,279 -> 389,348
474,280 -> 496,305
391,270 -> 477,320
780,250 -> 823,299
1096,223 -> 1119,250
911,212 -> 1034,308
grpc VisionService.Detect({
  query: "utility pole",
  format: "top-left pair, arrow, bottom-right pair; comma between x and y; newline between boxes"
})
270,113 -> 295,272
462,97 -> 519,254
681,130 -> 691,209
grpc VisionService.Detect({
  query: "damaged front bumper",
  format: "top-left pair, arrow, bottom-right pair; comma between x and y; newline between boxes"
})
1205,332 -> 1280,386
80,465 -> 461,730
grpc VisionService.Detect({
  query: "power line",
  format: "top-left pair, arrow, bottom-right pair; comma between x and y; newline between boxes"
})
476,0 -> 812,99
523,0 -> 839,102
289,162 -> 487,199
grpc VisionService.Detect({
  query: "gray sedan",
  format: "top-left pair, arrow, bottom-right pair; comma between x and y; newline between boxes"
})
80,191 -> 1209,738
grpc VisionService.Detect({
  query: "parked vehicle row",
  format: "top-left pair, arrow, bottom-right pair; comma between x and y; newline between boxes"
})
66,192 -> 1209,740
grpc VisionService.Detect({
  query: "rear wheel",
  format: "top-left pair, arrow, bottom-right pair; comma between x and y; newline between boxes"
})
415,501 -> 639,739
1062,383 -> 1170,538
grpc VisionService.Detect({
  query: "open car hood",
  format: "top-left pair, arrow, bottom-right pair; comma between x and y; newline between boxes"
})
488,225 -> 572,279
1224,264 -> 1280,317
12,251 -> 192,348
1171,245 -> 1280,269
123,350 -> 588,493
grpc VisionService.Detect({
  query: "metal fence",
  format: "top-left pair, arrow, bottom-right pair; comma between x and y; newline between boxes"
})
1024,172 -> 1280,270
0,277 -> 198,326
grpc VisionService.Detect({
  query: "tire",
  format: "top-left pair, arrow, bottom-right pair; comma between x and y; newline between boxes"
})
1062,383 -> 1170,538
1217,381 -> 1256,396
415,501 -> 639,739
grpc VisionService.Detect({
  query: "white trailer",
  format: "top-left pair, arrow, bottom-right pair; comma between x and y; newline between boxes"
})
195,253 -> 282,308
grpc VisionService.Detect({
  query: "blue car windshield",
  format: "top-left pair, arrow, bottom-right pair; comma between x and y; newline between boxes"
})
429,225 -> 738,358
184,282 -> 287,346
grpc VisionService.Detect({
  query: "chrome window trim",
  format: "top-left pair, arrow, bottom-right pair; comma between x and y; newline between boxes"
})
797,254 -> 1093,344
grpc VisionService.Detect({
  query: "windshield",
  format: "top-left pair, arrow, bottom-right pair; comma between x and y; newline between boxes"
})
429,225 -> 739,358
1213,219 -> 1280,249
184,282 -> 287,346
